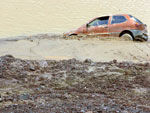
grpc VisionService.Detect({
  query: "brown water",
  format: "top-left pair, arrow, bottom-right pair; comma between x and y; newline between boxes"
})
0,0 -> 150,38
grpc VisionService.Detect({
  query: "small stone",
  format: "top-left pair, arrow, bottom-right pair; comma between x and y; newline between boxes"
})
39,61 -> 48,68
4,55 -> 14,58
113,59 -> 117,63
122,111 -> 128,113
36,88 -> 41,91
20,93 -> 29,100
29,65 -> 35,71
86,111 -> 93,113
64,93 -> 72,99
0,95 -> 3,102
0,98 -> 2,102
81,110 -> 85,113
40,85 -> 45,89
24,78 -> 28,82
84,59 -> 92,63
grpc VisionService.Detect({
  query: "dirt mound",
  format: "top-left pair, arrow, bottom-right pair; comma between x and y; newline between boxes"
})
0,55 -> 150,112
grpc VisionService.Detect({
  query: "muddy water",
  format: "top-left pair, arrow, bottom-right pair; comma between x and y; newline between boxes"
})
0,0 -> 150,38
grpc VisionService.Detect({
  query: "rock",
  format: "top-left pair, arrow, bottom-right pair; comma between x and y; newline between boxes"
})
20,93 -> 29,100
1,55 -> 15,62
122,111 -> 129,113
64,93 -> 72,99
81,109 -> 85,113
133,88 -> 148,95
3,55 -> 14,59
36,88 -> 41,91
39,61 -> 48,68
40,73 -> 52,80
84,59 -> 92,63
0,95 -> 3,102
113,59 -> 117,63
29,65 -> 35,71
40,85 -> 46,89
86,111 -> 93,113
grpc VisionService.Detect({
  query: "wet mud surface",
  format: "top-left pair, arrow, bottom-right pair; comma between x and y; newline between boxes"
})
0,34 -> 150,62
0,55 -> 150,112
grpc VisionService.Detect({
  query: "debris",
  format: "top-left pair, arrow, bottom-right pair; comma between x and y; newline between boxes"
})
0,55 -> 150,112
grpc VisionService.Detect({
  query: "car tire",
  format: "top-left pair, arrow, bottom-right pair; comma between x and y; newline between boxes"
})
64,34 -> 79,40
70,35 -> 78,39
135,37 -> 147,42
121,33 -> 133,41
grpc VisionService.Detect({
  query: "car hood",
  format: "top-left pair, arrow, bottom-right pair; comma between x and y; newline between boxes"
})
64,24 -> 86,36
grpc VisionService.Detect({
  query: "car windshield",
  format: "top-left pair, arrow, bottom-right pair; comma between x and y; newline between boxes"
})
129,15 -> 143,24
88,16 -> 109,26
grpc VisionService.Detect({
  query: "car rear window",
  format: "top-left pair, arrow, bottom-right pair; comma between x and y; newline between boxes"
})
111,16 -> 127,24
129,15 -> 143,24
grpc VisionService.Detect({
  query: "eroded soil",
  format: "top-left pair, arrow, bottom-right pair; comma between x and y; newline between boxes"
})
0,55 -> 150,113
1,34 -> 150,62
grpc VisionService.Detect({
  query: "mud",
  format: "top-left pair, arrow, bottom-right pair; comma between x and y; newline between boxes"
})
0,55 -> 150,112
0,34 -> 150,62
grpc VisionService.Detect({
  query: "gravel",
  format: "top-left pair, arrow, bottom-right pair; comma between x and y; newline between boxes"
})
0,55 -> 150,113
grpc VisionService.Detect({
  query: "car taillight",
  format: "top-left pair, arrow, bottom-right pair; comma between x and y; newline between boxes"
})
135,23 -> 145,30
135,22 -> 140,27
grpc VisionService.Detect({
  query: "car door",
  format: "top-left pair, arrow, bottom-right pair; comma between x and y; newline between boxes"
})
87,16 -> 110,37
109,15 -> 128,37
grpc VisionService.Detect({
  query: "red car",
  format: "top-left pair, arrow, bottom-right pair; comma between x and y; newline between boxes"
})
64,14 -> 148,41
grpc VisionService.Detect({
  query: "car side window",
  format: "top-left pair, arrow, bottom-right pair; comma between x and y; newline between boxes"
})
111,16 -> 127,24
89,19 -> 100,26
88,16 -> 109,26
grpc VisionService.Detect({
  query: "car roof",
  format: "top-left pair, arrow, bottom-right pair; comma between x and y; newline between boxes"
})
88,14 -> 130,23
99,14 -> 129,18
112,14 -> 129,16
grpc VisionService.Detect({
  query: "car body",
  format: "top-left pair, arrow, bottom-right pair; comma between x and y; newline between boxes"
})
64,14 -> 148,41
